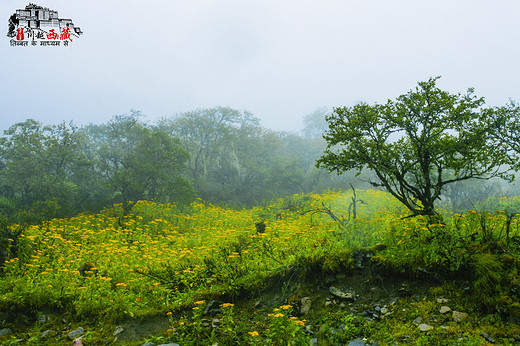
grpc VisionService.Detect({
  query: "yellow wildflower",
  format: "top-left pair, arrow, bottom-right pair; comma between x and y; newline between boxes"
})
248,331 -> 259,337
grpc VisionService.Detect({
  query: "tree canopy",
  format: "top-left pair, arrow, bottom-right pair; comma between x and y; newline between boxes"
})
317,77 -> 512,217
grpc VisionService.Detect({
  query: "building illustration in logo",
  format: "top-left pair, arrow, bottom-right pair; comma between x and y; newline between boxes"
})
7,3 -> 82,46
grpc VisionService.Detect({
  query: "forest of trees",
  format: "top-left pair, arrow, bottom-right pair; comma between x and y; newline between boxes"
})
0,107 -> 365,224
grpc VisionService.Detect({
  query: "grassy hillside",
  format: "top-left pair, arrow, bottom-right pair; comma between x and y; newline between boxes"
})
2,190 -> 520,345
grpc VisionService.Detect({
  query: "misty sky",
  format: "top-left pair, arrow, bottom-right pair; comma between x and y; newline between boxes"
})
1,0 -> 520,133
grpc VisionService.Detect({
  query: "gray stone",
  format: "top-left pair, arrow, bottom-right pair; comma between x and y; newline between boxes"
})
301,297 -> 312,315
113,325 -> 124,336
452,311 -> 468,322
480,332 -> 496,343
437,298 -> 449,304
0,328 -> 12,337
37,313 -> 47,323
40,329 -> 56,338
158,344 -> 180,346
412,316 -> 423,325
347,340 -> 366,346
419,323 -> 433,332
380,307 -> 389,315
329,286 -> 355,300
140,343 -> 156,346
439,306 -> 451,314
67,327 -> 84,340
310,338 -> 318,344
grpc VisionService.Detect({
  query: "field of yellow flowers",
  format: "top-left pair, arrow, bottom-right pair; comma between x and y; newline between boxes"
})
2,190 -> 520,344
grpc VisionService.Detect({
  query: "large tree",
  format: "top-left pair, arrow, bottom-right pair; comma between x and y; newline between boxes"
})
317,77 -> 511,217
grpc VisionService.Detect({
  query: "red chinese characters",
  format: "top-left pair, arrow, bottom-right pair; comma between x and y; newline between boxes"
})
47,29 -> 58,40
60,27 -> 73,42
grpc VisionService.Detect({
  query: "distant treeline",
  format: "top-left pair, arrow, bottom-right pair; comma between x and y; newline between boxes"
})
0,107 -> 368,224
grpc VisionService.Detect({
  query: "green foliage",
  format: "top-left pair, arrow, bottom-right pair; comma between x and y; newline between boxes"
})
318,77 -> 512,217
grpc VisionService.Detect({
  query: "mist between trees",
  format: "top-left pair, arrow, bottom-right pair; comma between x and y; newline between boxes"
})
0,107 -> 364,224
2,78 -> 520,225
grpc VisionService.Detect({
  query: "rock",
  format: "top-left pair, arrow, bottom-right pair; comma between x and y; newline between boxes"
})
439,306 -> 451,314
72,338 -> 83,346
347,340 -> 366,346
140,343 -> 156,346
481,332 -> 496,343
301,297 -> 312,315
37,313 -> 48,323
41,329 -> 56,338
452,311 -> 468,322
0,328 -> 12,337
413,317 -> 423,325
158,344 -> 180,346
374,305 -> 381,312
329,286 -> 355,300
310,338 -> 318,344
67,327 -> 84,340
113,325 -> 124,336
380,307 -> 389,315
418,323 -> 433,332
437,298 -> 449,304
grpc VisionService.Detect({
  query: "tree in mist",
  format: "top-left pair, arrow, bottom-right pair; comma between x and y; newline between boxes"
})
0,119 -> 83,221
157,107 -> 307,205
86,113 -> 193,218
302,107 -> 330,139
489,101 -> 520,168
317,77 -> 512,218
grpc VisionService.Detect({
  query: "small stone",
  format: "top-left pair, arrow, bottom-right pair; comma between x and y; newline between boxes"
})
329,286 -> 354,300
310,338 -> 318,344
413,317 -> 423,325
481,332 -> 496,344
37,313 -> 47,323
439,306 -> 451,314
140,343 -> 157,346
72,338 -> 83,346
301,297 -> 312,315
212,318 -> 220,328
437,298 -> 449,304
380,307 -> 389,315
113,325 -> 124,336
452,311 -> 468,322
67,327 -> 84,340
0,328 -> 12,337
347,340 -> 366,346
41,329 -> 56,338
419,323 -> 433,332
325,299 -> 332,306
